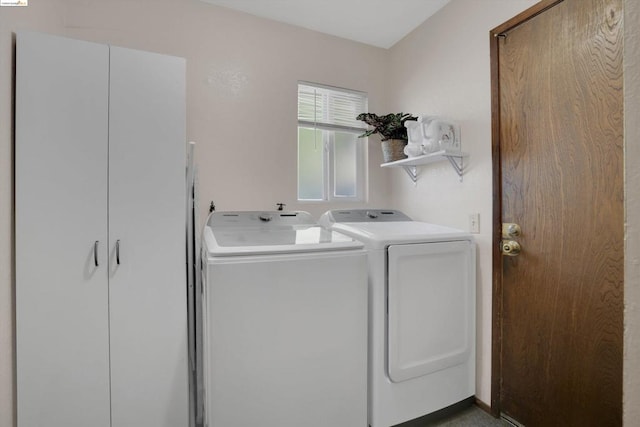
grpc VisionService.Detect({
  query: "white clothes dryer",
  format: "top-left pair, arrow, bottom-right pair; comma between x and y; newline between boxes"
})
319,209 -> 476,427
201,211 -> 368,427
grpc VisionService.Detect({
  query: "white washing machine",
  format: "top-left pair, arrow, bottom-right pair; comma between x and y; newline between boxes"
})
319,209 -> 476,427
201,211 -> 368,427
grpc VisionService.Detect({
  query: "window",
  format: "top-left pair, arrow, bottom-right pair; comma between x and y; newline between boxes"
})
297,82 -> 368,201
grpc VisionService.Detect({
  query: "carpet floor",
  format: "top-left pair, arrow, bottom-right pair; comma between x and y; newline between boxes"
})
426,405 -> 510,426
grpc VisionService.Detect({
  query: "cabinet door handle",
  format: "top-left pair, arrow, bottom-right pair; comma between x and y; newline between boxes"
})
94,241 -> 99,267
116,240 -> 120,265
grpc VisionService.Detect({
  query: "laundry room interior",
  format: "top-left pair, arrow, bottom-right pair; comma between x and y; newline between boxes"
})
1,0 -> 639,426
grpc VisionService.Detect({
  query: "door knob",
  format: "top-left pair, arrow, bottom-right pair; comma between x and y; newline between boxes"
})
501,240 -> 521,256
502,223 -> 522,238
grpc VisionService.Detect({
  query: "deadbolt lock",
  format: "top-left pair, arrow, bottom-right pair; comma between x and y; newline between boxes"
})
501,240 -> 521,256
502,223 -> 522,238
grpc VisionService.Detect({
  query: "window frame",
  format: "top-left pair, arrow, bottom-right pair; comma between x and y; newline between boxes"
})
297,81 -> 368,203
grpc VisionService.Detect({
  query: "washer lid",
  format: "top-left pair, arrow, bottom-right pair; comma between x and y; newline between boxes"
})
328,221 -> 470,248
203,211 -> 364,256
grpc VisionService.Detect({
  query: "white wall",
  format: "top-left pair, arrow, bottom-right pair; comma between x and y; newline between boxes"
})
624,0 -> 640,423
0,2 -> 390,426
387,0 -> 537,405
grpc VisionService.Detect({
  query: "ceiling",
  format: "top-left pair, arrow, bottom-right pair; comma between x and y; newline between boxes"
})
198,0 -> 451,49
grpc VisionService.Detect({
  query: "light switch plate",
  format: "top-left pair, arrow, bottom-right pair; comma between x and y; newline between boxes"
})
469,213 -> 480,234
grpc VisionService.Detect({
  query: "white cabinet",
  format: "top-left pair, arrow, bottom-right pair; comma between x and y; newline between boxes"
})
15,32 -> 188,427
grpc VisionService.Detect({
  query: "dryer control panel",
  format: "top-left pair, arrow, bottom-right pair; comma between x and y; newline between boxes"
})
321,209 -> 412,224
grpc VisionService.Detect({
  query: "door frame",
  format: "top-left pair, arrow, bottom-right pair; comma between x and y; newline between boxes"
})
489,0 -> 564,416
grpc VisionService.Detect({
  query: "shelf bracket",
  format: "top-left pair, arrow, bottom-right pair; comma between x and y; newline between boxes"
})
446,155 -> 464,182
382,150 -> 467,183
402,165 -> 418,183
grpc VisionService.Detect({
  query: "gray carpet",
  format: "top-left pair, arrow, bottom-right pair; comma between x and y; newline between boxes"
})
427,406 -> 510,426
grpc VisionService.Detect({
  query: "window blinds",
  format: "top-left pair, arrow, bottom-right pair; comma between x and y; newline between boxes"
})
298,82 -> 367,133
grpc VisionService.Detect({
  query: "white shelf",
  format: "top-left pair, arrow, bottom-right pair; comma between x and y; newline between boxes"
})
380,150 -> 468,182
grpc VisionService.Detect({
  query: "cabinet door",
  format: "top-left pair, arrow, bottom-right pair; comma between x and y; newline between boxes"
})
108,46 -> 188,427
15,32 -> 111,427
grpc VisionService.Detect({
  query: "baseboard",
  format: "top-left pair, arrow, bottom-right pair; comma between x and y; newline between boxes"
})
474,397 -> 492,415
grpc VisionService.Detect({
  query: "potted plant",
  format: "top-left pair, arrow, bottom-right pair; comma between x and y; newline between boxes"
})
356,112 -> 418,162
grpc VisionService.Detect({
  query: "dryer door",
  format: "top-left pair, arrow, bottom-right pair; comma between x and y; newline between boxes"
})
387,240 -> 474,383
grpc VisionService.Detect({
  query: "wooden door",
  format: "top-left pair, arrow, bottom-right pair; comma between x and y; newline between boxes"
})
15,32 -> 111,427
491,0 -> 623,425
108,46 -> 188,427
